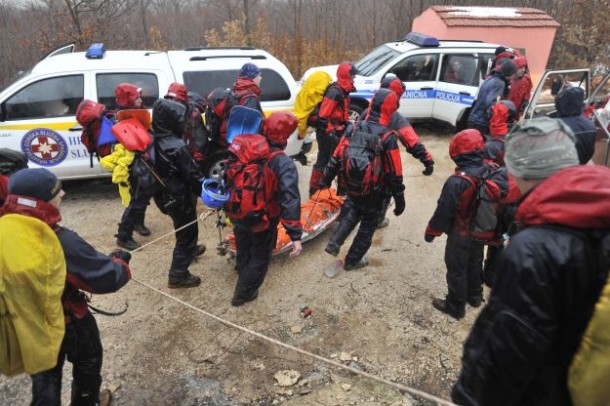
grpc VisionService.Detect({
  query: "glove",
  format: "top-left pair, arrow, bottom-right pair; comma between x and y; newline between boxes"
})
424,233 -> 435,243
111,249 -> 132,264
393,194 -> 406,216
422,160 -> 434,176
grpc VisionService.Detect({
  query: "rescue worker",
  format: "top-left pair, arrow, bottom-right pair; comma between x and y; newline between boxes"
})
508,56 -> 533,120
1,168 -> 131,406
151,98 -> 205,289
0,147 -> 28,205
232,63 -> 264,114
425,129 -> 507,319
554,86 -> 597,164
230,112 -> 303,306
320,89 -> 406,270
468,59 -> 517,137
309,61 -> 357,196
452,117 -> 610,405
483,99 -> 517,166
112,83 -> 152,250
377,75 -> 434,227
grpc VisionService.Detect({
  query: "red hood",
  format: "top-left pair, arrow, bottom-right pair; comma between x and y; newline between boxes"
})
336,62 -> 356,93
233,78 -> 261,97
516,165 -> 610,229
1,194 -> 62,229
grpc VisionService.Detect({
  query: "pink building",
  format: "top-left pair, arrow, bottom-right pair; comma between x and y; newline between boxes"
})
412,6 -> 559,87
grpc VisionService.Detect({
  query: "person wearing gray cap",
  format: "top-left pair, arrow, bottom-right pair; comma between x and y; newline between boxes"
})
452,117 -> 610,405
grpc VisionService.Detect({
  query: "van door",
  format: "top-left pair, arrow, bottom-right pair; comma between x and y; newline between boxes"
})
0,73 -> 105,179
432,53 -> 482,126
387,53 -> 439,119
522,69 -> 590,120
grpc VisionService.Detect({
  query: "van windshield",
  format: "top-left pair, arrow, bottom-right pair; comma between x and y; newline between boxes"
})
354,45 -> 400,77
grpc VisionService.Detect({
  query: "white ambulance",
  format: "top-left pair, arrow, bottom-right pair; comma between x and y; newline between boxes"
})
0,43 -> 307,180
301,33 -> 501,130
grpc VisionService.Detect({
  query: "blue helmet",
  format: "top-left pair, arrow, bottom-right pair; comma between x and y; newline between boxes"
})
200,178 -> 230,209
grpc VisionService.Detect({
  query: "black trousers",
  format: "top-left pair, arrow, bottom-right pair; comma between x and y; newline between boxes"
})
117,191 -> 150,241
312,130 -> 340,172
329,194 -> 384,267
444,231 -> 484,305
30,312 -> 103,406
166,197 -> 199,277
233,217 -> 279,299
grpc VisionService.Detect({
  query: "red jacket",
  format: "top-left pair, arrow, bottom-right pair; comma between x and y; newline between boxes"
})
509,73 -> 533,120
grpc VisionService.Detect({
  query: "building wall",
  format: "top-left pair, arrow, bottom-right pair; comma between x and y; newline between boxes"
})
413,9 -> 558,88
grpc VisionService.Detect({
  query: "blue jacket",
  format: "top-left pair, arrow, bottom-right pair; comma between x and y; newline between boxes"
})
469,72 -> 509,130
555,87 -> 597,164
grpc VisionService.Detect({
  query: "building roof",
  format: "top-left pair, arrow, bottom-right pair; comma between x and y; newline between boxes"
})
430,6 -> 560,28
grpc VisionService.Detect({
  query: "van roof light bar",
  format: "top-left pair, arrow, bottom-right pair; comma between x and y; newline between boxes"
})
86,43 -> 106,59
404,32 -> 440,47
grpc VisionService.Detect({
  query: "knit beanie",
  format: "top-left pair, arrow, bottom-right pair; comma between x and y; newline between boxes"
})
505,117 -> 579,180
239,63 -> 261,79
165,82 -> 188,105
8,168 -> 62,202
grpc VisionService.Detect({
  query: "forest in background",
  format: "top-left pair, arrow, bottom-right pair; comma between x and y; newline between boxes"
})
0,0 -> 608,88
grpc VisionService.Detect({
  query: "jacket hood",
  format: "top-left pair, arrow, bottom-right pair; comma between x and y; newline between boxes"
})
516,165 -> 610,229
152,98 -> 186,137
555,87 -> 585,117
336,62 -> 356,93
1,194 -> 62,228
365,89 -> 398,126
452,151 -> 485,167
233,78 -> 262,97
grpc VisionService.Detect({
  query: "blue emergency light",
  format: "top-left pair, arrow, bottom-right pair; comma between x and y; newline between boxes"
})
86,43 -> 106,59
404,32 -> 440,47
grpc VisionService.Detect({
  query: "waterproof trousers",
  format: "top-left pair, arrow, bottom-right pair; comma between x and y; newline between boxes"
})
117,191 -> 150,241
30,312 -> 103,406
233,217 -> 279,300
444,231 -> 484,306
166,197 -> 199,278
310,130 -> 340,193
328,194 -> 383,267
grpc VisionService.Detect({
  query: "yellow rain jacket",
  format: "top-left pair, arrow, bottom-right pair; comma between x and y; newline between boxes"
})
569,271 -> 610,406
294,70 -> 332,139
100,144 -> 135,207
0,214 -> 66,376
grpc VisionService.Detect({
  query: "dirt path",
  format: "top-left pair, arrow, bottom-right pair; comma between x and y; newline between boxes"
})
1,124 -> 487,405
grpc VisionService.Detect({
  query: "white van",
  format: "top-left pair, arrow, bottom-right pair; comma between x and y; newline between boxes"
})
0,43 -> 308,180
301,33 -> 501,130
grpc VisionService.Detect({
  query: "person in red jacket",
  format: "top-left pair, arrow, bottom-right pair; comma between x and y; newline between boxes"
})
232,63 -> 264,114
309,61 -> 357,196
2,168 -> 131,406
508,56 -> 533,120
229,112 -> 303,306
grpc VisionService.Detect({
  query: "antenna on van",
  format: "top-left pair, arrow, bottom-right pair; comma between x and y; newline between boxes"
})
41,42 -> 76,60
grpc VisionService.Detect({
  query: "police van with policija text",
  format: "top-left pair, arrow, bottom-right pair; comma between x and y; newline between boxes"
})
302,33 -> 501,130
0,43 -> 307,180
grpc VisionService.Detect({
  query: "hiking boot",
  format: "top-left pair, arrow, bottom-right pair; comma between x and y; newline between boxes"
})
344,256 -> 369,271
116,237 -> 140,251
231,290 -> 259,307
432,298 -> 465,320
467,295 -> 484,308
324,242 -> 340,257
134,223 -> 151,236
99,389 -> 113,406
377,217 -> 390,229
193,244 -> 206,257
168,272 -> 201,289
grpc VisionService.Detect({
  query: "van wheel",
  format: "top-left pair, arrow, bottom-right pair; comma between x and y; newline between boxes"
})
349,103 -> 364,121
456,110 -> 471,131
202,150 -> 230,182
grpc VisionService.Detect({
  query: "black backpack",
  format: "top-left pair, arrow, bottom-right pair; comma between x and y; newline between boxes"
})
341,123 -> 386,196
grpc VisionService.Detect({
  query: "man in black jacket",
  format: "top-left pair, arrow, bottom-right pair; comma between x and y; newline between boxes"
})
151,98 -> 205,289
452,117 -> 610,405
554,86 -> 597,164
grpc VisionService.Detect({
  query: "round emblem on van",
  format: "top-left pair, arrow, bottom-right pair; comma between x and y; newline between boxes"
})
21,128 -> 68,167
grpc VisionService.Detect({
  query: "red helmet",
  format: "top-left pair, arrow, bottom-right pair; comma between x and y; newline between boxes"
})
263,112 -> 298,147
514,56 -> 528,69
165,82 -> 188,105
115,83 -> 142,109
449,129 -> 484,158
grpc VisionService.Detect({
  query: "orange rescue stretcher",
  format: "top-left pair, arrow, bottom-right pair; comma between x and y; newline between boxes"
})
222,188 -> 344,256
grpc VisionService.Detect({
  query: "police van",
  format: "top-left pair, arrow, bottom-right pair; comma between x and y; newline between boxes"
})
0,43 -> 307,180
301,33 -> 500,130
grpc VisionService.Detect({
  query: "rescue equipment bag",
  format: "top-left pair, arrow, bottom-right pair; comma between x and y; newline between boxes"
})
206,87 -> 236,145
342,124 -> 386,197
76,99 -> 113,166
294,70 -> 333,139
223,134 -> 279,231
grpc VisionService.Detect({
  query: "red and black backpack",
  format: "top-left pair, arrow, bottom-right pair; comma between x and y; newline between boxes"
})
75,99 -> 113,166
223,134 -> 281,231
206,87 -> 236,146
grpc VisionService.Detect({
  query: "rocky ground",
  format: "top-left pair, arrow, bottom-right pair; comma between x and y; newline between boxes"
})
0,123 -> 489,405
